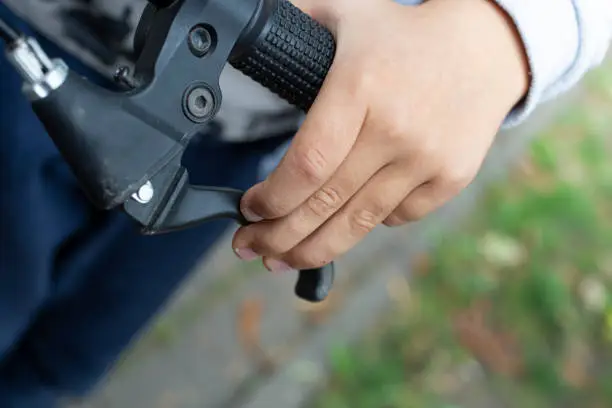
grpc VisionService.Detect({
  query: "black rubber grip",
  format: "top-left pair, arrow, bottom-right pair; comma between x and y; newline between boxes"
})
230,0 -> 336,112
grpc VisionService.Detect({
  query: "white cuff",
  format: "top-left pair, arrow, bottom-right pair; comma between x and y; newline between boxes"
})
492,0 -> 581,128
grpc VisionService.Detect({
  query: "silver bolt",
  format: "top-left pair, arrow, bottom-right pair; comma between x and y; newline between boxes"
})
186,86 -> 214,119
183,84 -> 215,123
188,26 -> 213,57
132,181 -> 154,204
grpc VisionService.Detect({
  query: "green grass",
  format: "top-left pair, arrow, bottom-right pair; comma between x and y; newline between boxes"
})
312,60 -> 612,408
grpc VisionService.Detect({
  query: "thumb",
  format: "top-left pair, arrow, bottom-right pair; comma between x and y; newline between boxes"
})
288,0 -> 342,31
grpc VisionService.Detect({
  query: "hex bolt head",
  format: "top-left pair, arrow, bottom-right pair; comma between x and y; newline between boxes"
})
188,26 -> 213,57
184,85 -> 215,122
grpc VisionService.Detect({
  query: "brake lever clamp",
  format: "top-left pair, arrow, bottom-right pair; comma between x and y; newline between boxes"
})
20,0 -> 336,303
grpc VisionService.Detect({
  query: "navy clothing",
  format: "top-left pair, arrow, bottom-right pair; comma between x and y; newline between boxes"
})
0,6 -> 287,407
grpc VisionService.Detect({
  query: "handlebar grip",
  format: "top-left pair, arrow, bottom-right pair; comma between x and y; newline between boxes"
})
230,0 -> 335,112
228,0 -> 336,303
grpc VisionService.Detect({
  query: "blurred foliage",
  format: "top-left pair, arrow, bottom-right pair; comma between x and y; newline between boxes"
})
313,61 -> 612,408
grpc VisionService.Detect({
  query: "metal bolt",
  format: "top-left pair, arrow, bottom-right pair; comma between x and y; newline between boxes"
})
132,181 -> 154,204
185,85 -> 214,121
188,26 -> 213,57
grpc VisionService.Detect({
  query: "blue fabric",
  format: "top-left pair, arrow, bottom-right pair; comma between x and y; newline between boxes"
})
0,6 -> 287,407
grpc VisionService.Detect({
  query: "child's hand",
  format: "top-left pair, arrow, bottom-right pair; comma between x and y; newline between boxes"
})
233,0 -> 530,272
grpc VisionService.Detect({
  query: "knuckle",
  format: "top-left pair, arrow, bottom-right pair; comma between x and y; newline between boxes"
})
292,146 -> 329,184
379,118 -> 421,157
408,136 -> 440,161
383,117 -> 410,145
353,67 -> 376,95
307,186 -> 344,217
349,207 -> 383,235
440,166 -> 475,192
380,114 -> 434,157
420,139 -> 440,158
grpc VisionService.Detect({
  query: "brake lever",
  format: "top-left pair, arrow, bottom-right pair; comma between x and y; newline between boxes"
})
4,0 -> 336,302
122,161 -> 335,302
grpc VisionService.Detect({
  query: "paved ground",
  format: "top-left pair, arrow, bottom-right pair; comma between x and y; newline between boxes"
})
64,91 -> 577,408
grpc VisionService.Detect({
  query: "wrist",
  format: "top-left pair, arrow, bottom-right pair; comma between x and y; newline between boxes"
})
423,0 -> 531,110
480,0 -> 531,100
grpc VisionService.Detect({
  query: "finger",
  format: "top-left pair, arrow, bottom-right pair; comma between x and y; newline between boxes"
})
240,62 -> 368,222
265,161 -> 427,270
383,177 -> 464,227
233,136 -> 390,257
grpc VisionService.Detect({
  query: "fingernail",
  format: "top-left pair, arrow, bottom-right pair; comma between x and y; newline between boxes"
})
242,207 -> 264,223
265,259 -> 294,274
234,247 -> 259,261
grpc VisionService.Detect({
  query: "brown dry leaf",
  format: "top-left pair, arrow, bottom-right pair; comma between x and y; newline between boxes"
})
412,253 -> 431,277
236,296 -> 273,370
561,341 -> 592,389
295,287 -> 344,326
516,154 -> 557,189
452,301 -> 524,378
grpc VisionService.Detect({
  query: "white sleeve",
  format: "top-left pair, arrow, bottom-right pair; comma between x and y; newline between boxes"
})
493,0 -> 612,127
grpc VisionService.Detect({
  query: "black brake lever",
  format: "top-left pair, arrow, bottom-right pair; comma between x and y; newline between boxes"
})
4,0 -> 336,302
122,162 -> 335,303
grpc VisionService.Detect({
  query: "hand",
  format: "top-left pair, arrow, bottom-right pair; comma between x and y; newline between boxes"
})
232,0 -> 530,272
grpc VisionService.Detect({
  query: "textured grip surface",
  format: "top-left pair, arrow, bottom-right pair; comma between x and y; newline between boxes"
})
230,0 -> 335,112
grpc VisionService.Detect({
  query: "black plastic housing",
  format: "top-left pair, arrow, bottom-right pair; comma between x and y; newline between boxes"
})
30,0 -> 337,303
